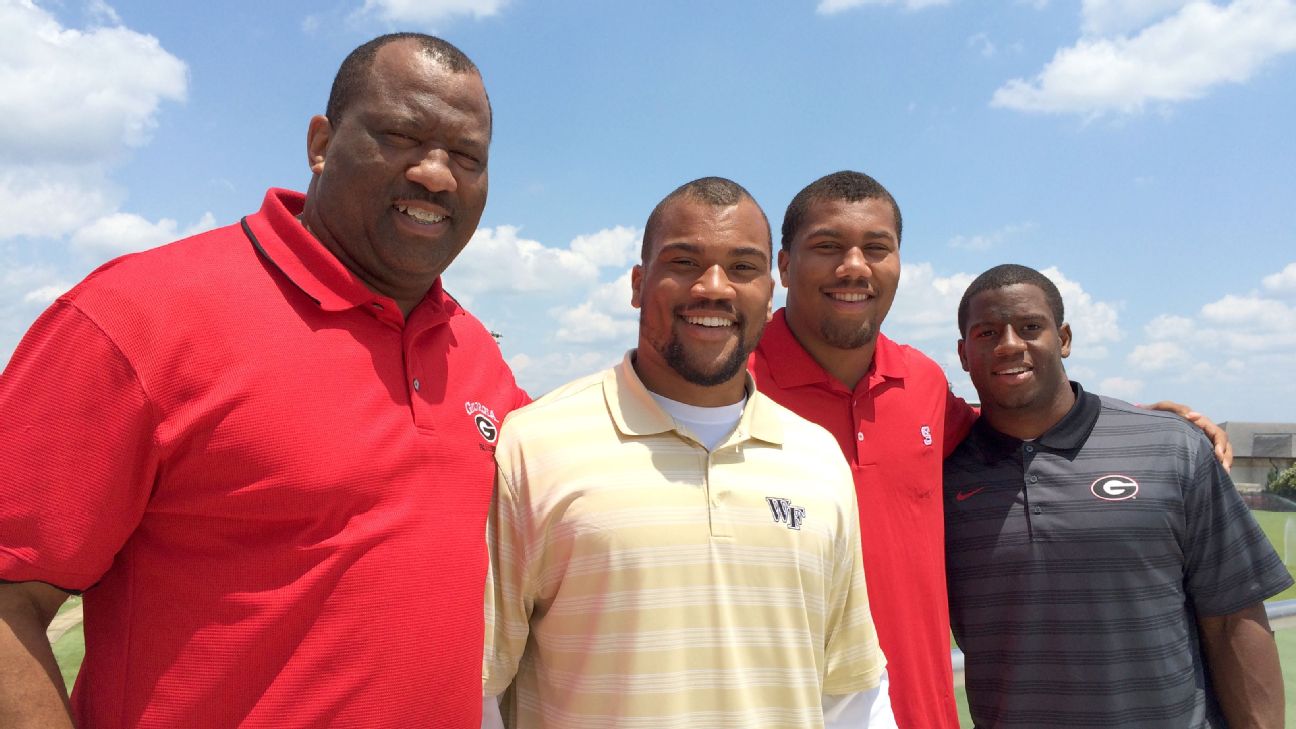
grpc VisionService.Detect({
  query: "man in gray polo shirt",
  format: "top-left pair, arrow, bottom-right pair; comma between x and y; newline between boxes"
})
944,263 -> 1290,728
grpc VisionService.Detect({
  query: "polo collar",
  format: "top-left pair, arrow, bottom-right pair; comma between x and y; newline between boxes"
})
757,308 -> 908,393
966,381 -> 1101,464
605,351 -> 784,447
240,188 -> 456,323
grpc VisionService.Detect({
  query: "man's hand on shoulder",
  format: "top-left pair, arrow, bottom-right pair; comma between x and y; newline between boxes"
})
1141,400 -> 1233,472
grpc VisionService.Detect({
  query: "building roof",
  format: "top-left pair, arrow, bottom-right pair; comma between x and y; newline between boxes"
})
1220,422 -> 1296,459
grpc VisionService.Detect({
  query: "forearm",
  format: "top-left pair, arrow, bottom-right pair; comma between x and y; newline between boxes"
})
1198,603 -> 1283,728
0,582 -> 75,729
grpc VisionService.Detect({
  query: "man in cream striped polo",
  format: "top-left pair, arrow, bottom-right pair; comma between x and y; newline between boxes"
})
483,177 -> 893,728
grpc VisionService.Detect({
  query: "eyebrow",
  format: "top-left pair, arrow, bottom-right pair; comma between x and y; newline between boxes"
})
658,241 -> 770,264
804,227 -> 895,242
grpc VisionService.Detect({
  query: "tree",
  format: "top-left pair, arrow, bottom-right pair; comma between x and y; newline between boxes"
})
1266,464 -> 1296,501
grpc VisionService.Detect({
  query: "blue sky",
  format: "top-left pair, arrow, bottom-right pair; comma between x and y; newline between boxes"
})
3,0 -> 1295,421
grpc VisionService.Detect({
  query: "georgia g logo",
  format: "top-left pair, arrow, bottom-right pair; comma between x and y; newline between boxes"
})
465,401 -> 500,444
474,414 -> 498,443
1091,474 -> 1139,501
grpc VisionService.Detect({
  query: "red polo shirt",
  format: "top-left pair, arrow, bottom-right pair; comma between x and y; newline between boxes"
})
750,309 -> 977,729
0,189 -> 527,728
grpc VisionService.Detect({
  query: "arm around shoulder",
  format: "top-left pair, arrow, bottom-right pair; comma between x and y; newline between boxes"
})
1143,400 -> 1233,472
0,580 -> 75,729
1198,602 -> 1283,728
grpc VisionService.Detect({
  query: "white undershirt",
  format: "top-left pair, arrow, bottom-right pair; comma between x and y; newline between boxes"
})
647,391 -> 745,450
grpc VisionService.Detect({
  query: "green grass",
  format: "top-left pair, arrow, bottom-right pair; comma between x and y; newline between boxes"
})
52,622 -> 84,691
1252,510 -> 1296,601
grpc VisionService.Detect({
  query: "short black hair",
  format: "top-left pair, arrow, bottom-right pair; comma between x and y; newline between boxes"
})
780,170 -> 902,251
640,177 -> 771,262
325,33 -> 483,125
957,263 -> 1066,336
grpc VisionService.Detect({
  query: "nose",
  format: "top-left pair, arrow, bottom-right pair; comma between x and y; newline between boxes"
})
407,148 -> 458,193
836,246 -> 870,279
994,326 -> 1026,356
692,264 -> 736,301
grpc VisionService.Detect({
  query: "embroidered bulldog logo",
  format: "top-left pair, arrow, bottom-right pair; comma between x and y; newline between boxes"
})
465,401 -> 500,444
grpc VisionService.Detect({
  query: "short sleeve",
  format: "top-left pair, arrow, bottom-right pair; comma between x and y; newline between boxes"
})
482,461 -> 533,697
0,299 -> 158,589
942,386 -> 979,458
1182,430 -> 1293,617
822,462 -> 885,694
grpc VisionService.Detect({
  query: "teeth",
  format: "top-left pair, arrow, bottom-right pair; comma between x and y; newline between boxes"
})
831,292 -> 870,302
997,367 -> 1029,375
395,203 -> 446,224
684,316 -> 733,327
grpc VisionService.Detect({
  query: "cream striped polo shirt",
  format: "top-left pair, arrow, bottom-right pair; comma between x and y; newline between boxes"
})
484,352 -> 883,729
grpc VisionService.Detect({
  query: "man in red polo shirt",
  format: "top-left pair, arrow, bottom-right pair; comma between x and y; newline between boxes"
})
0,34 -> 525,728
750,171 -> 1232,729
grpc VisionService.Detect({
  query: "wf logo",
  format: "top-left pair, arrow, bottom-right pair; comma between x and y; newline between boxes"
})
766,497 -> 806,531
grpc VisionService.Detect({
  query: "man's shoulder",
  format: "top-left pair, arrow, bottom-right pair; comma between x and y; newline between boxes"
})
877,334 -> 948,380
500,369 -> 607,431
68,220 -> 248,303
1094,394 -> 1200,435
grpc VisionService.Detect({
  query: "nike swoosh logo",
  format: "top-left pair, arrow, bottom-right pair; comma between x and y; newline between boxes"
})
956,487 -> 986,502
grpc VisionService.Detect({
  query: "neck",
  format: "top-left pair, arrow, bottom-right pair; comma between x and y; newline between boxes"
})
785,311 -> 877,390
298,203 -> 427,318
982,384 -> 1077,441
631,352 -> 748,408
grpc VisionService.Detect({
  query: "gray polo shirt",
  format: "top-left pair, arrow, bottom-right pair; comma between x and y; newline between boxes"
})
944,382 -> 1292,728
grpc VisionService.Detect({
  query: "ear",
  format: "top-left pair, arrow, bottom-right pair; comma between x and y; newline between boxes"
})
306,115 -> 332,175
777,248 -> 791,288
957,339 -> 970,372
630,264 -> 644,309
1059,323 -> 1072,359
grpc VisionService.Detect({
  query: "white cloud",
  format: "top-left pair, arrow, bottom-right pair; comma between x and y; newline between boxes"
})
967,32 -> 997,58
1143,313 -> 1195,339
23,284 -> 72,306
448,225 -> 601,299
1128,271 -> 1296,408
1129,340 -> 1192,371
553,270 -> 638,344
886,262 -> 972,343
1041,266 -> 1122,356
1197,294 -> 1296,351
358,0 -> 506,24
508,350 -> 622,398
0,0 -> 187,165
992,0 -> 1296,116
0,165 -> 119,240
816,0 -> 951,15
569,226 -> 641,269
0,262 -> 75,358
948,221 -> 1035,250
1098,375 -> 1145,400
70,211 -> 217,257
1262,261 -> 1296,294
1080,0 -> 1194,36
0,1 -> 188,245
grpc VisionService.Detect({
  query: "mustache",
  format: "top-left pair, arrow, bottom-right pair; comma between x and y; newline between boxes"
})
391,190 -> 454,212
675,302 -> 741,319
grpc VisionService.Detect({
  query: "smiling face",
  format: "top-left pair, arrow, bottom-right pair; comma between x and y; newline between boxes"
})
631,196 -> 774,406
301,39 -> 491,313
778,197 -> 900,372
959,282 -> 1074,437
